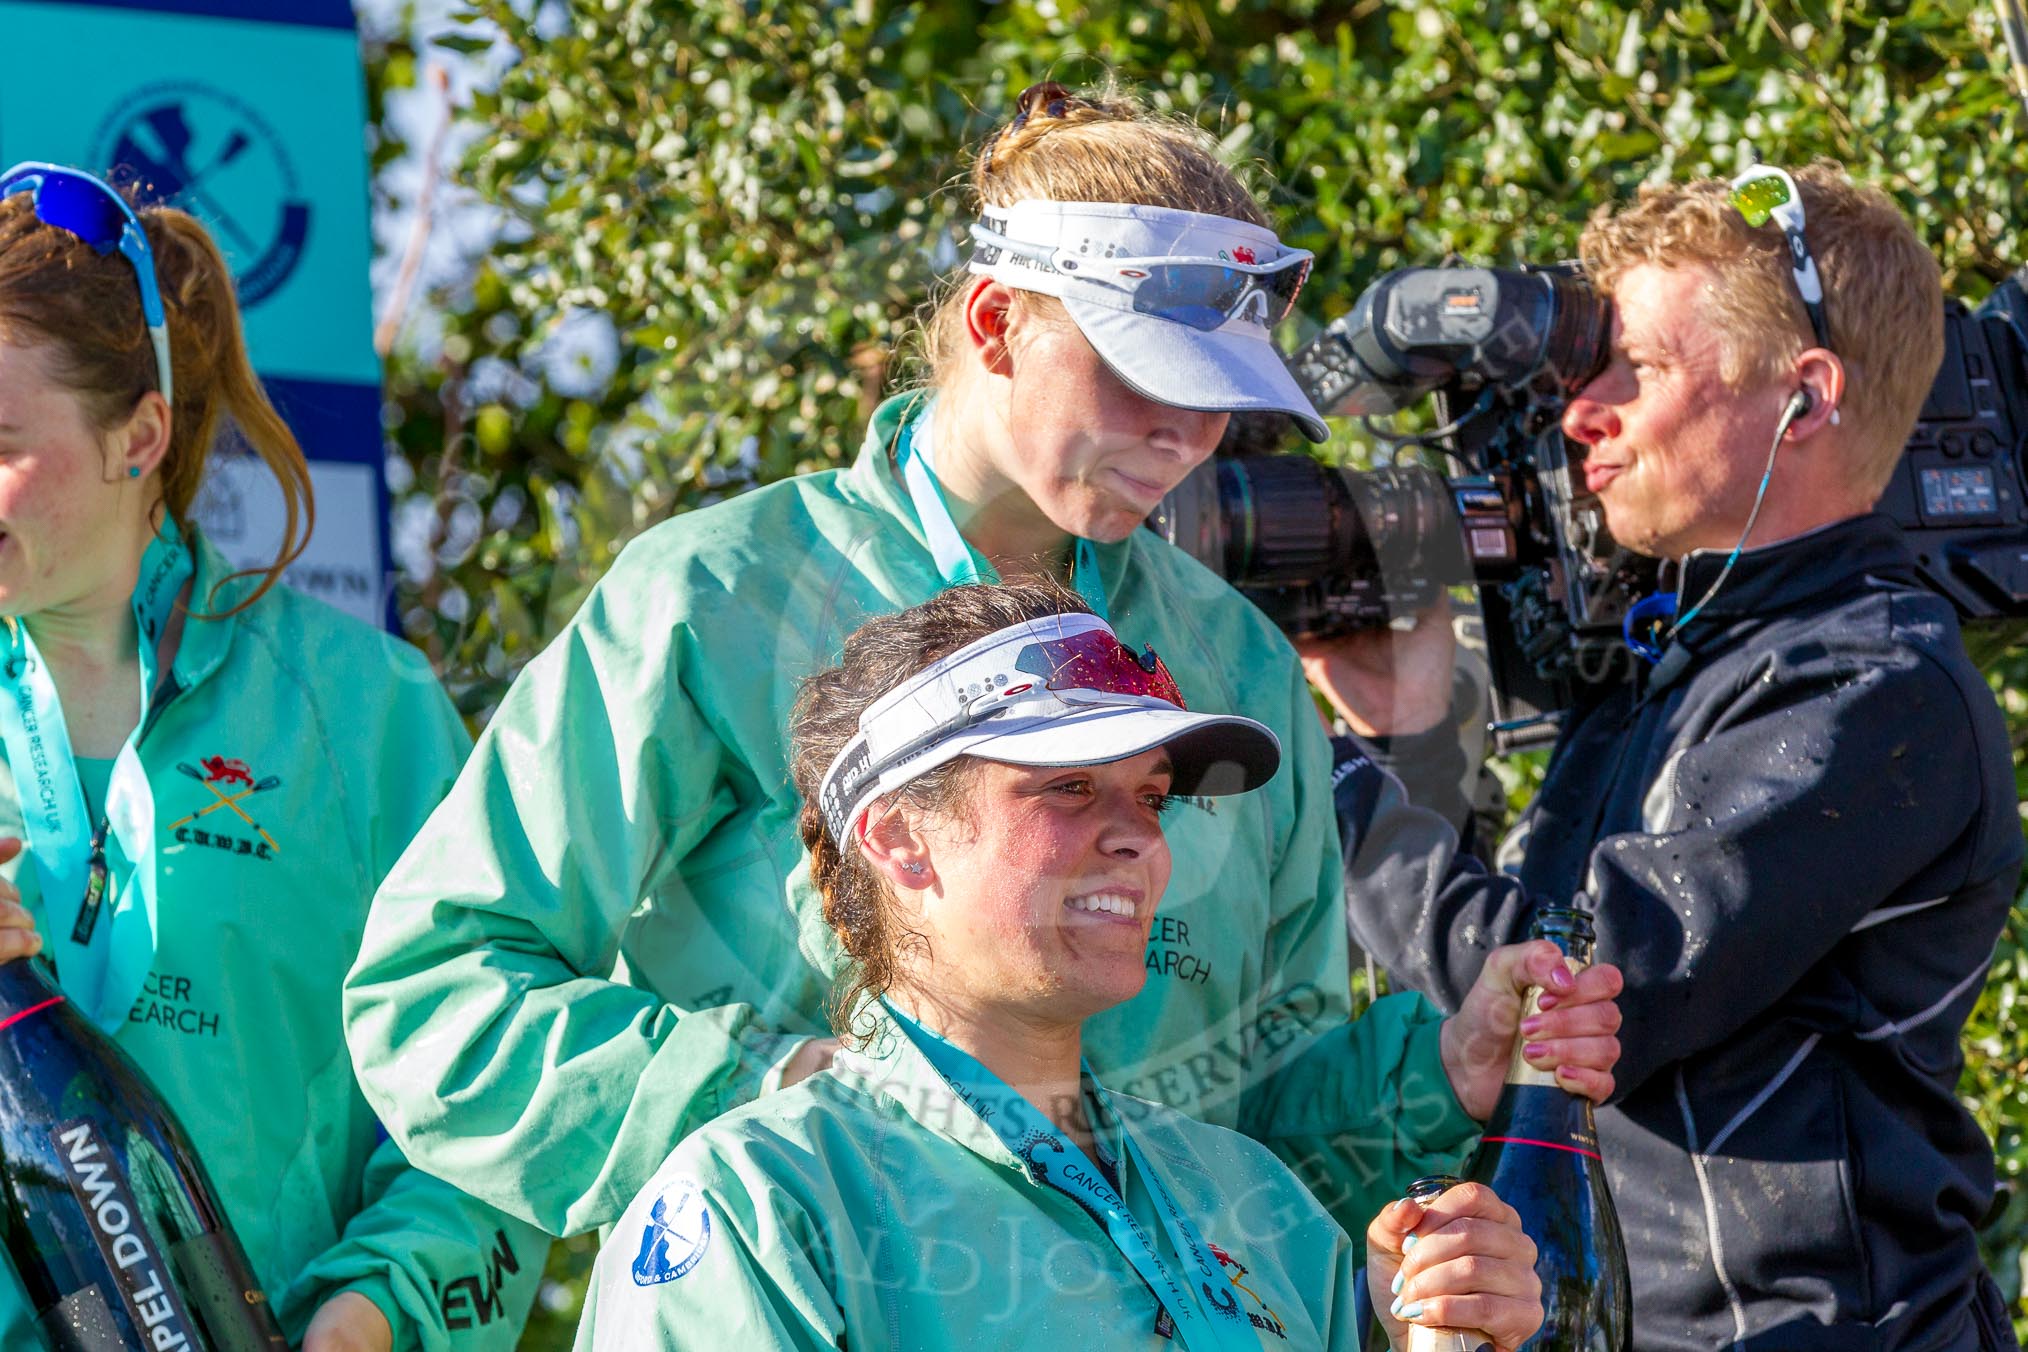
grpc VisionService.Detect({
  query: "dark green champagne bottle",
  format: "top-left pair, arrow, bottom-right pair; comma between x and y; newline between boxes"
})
0,956 -> 287,1351
1462,907 -> 1631,1352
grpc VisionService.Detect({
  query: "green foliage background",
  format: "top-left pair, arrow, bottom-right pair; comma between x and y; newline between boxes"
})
362,1 -> 2028,1343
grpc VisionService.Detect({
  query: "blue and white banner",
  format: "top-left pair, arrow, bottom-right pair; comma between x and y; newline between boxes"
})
0,0 -> 389,627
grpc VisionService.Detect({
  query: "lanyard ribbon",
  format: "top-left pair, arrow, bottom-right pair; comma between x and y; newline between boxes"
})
884,1002 -> 1255,1350
895,403 -> 1111,621
0,522 -> 191,1029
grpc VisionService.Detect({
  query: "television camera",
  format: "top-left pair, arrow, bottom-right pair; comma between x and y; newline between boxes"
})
1150,264 -> 2028,751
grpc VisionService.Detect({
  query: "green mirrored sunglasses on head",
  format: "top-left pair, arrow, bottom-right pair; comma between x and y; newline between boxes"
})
1728,164 -> 1831,352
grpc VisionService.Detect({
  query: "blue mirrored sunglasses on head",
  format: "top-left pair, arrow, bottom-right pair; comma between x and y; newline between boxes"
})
0,161 -> 173,405
1729,163 -> 1831,353
970,222 -> 1313,332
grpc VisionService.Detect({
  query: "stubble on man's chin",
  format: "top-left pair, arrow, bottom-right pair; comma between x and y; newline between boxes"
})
1597,499 -> 1667,559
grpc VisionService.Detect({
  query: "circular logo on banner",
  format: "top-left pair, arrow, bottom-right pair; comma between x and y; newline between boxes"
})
91,82 -> 311,307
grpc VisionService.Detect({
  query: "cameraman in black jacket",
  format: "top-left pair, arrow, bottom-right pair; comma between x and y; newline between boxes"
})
1312,163 -> 2024,1351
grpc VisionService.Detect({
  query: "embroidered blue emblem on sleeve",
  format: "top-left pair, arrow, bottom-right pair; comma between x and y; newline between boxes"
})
631,1178 -> 713,1286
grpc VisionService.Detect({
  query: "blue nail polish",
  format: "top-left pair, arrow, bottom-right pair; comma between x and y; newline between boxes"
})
1389,1296 -> 1404,1319
1401,1234 -> 1418,1253
1400,1302 -> 1425,1321
1390,1271 -> 1404,1295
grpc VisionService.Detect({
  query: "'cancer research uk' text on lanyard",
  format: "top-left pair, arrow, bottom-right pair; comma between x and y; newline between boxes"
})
884,1002 -> 1256,1351
896,402 -> 1111,621
0,522 -> 191,1029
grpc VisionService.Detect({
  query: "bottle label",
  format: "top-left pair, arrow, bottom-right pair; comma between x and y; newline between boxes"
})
48,1118 -> 200,1351
37,1284 -> 129,1352
1503,955 -> 1587,1089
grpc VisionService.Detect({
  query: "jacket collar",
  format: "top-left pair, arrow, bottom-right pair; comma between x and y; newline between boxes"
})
826,1008 -> 1126,1183
841,391 -> 1142,609
1671,511 -> 1917,628
842,390 -> 935,552
167,525 -> 250,696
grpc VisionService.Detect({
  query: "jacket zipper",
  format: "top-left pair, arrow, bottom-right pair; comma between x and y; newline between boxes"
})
68,672 -> 186,950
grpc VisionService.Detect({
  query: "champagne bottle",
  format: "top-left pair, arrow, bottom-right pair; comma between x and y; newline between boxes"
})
1461,907 -> 1631,1352
0,956 -> 287,1351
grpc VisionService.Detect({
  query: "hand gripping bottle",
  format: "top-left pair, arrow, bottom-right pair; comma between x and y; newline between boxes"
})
1402,1174 -> 1495,1352
1459,907 -> 1632,1351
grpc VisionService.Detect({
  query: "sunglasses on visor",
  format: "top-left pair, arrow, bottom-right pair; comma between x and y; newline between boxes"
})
820,627 -> 1187,839
881,629 -> 1188,769
969,221 -> 1313,333
0,162 -> 173,405
1729,164 -> 1831,353
1011,628 -> 1185,708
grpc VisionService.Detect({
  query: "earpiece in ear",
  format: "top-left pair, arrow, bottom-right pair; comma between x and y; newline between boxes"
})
1786,388 -> 1814,420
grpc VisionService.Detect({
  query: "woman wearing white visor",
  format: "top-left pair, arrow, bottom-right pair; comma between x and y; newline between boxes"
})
577,582 -> 1612,1351
347,81 -> 1622,1243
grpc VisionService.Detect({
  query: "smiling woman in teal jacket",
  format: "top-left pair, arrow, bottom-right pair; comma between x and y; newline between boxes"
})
576,582 -> 1618,1351
0,165 -> 547,1351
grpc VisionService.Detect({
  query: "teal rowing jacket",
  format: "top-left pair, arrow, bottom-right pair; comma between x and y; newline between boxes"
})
0,530 -> 548,1350
574,1011 -> 1366,1349
345,393 -> 1478,1241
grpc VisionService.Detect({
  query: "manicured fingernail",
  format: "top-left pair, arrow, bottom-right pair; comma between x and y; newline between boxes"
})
1520,1015 -> 1545,1035
1401,1234 -> 1418,1253
1524,1042 -> 1547,1059
1400,1302 -> 1425,1321
1549,966 -> 1575,991
1390,1296 -> 1404,1318
1535,993 -> 1560,1010
1391,1271 -> 1404,1295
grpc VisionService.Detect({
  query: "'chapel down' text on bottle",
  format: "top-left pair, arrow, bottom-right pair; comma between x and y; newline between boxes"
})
0,955 -> 287,1350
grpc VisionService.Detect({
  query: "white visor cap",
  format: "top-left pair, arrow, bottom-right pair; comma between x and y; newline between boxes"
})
817,611 -> 1281,843
968,199 -> 1329,443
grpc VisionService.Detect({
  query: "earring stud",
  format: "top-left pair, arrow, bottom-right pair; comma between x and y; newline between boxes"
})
902,862 -> 925,875
127,467 -> 140,479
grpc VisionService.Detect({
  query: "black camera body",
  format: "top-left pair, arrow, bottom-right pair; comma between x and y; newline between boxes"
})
1149,265 -> 2028,752
1876,299 -> 2028,614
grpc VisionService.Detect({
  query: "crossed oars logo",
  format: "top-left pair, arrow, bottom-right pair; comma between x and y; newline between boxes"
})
168,762 -> 279,855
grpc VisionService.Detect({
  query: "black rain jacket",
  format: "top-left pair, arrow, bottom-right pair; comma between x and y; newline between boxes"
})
1339,513 -> 2022,1352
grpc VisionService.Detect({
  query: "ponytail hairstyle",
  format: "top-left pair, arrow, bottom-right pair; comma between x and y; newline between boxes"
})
0,189 -> 314,617
915,76 -> 1271,388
